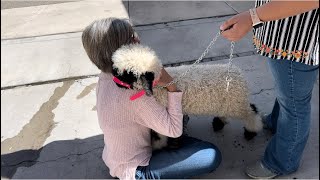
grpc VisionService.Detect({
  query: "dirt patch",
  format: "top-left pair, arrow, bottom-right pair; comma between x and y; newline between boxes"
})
76,83 -> 96,99
1,81 -> 74,154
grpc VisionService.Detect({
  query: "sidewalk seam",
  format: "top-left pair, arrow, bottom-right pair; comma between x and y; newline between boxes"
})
224,2 -> 239,13
1,14 -> 236,41
1,51 -> 257,90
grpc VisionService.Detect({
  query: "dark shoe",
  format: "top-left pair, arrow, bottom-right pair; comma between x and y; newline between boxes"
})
245,161 -> 278,179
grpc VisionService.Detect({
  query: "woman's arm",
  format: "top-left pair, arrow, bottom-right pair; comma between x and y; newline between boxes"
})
220,0 -> 319,41
157,68 -> 179,92
132,68 -> 183,138
256,1 -> 319,22
133,92 -> 184,138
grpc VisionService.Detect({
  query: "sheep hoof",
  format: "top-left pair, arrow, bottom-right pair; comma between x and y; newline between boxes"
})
212,117 -> 225,132
250,104 -> 258,113
244,128 -> 257,140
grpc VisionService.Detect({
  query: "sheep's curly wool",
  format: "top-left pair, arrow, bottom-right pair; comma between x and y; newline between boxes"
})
112,44 -> 263,133
154,64 -> 262,132
112,44 -> 162,79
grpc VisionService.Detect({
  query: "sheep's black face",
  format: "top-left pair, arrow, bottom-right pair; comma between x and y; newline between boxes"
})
112,68 -> 137,89
112,68 -> 155,96
140,72 -> 155,96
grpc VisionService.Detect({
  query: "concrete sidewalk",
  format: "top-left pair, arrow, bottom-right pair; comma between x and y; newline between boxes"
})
1,1 -> 319,179
2,16 -> 256,88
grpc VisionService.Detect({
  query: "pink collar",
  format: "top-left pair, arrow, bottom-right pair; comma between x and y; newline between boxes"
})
113,76 -> 158,101
113,76 -> 131,89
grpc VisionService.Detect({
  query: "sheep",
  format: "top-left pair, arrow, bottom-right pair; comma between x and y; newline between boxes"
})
154,64 -> 263,133
111,44 -> 263,150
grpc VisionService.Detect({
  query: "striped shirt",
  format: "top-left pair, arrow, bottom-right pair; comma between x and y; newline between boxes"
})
253,0 -> 319,65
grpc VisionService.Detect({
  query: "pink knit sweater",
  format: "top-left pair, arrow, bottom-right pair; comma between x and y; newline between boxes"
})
96,72 -> 183,179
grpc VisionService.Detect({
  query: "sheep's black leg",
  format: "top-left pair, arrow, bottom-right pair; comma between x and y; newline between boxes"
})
182,115 -> 189,136
250,103 -> 258,113
151,130 -> 161,141
167,115 -> 189,149
243,104 -> 259,140
212,117 -> 226,132
166,136 -> 183,149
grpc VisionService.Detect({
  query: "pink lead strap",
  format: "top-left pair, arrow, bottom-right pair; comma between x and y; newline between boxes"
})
130,90 -> 146,101
113,76 -> 158,101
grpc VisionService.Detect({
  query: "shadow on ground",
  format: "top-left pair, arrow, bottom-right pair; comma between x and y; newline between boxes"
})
1,134 -> 212,179
1,135 -> 112,179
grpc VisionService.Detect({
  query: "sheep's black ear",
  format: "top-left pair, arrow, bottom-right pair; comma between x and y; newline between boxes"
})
140,72 -> 155,96
112,68 -> 137,89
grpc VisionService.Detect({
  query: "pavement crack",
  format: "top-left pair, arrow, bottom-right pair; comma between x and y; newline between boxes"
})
132,14 -> 236,29
37,146 -> 104,164
224,2 -> 238,13
1,51 -> 256,90
78,138 -> 103,145
251,87 -> 274,95
2,146 -> 103,168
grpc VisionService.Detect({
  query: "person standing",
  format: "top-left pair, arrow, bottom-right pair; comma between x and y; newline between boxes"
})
220,0 -> 319,178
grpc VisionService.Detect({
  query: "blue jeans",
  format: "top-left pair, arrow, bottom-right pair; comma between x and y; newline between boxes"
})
262,58 -> 319,175
135,136 -> 221,179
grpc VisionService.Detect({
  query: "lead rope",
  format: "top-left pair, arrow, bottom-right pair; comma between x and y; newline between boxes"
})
156,30 -> 235,92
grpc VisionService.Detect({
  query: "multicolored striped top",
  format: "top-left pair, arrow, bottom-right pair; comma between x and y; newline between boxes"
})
253,0 -> 319,66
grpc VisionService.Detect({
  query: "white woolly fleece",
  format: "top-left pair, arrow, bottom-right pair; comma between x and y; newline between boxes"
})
112,44 -> 163,78
154,64 -> 262,132
112,44 -> 262,132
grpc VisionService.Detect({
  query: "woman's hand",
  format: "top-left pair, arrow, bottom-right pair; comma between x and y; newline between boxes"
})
220,1 -> 319,42
158,68 -> 178,92
220,11 -> 253,42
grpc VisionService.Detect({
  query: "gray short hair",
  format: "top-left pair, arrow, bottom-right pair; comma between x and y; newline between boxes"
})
82,18 -> 135,73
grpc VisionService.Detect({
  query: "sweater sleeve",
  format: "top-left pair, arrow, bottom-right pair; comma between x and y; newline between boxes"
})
132,92 -> 183,138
